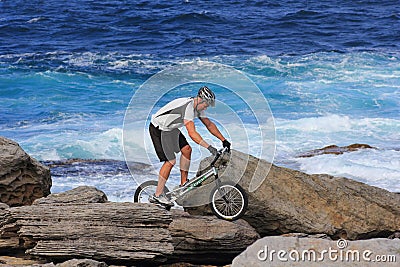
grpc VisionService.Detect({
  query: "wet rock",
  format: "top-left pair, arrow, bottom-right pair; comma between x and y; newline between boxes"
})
298,143 -> 376,157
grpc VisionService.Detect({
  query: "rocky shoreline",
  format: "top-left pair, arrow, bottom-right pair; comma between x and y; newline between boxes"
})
0,186 -> 259,266
1,136 -> 399,266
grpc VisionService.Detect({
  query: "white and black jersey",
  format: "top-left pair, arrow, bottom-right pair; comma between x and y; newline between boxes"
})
151,97 -> 205,131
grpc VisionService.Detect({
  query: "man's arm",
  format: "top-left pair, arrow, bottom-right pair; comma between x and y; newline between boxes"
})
199,117 -> 225,142
184,120 -> 210,148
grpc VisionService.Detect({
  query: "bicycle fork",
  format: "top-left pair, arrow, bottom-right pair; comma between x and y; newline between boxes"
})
214,172 -> 230,203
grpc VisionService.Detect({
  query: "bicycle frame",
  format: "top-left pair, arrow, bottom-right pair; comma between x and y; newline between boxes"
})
165,147 -> 227,202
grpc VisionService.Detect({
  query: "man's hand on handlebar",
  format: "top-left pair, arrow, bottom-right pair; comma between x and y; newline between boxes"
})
222,139 -> 231,152
207,145 -> 218,156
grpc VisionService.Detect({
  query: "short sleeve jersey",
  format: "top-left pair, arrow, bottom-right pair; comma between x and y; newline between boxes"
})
151,97 -> 205,131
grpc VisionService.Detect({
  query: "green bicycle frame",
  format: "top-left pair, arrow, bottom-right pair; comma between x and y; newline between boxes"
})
167,166 -> 218,202
166,147 -> 226,202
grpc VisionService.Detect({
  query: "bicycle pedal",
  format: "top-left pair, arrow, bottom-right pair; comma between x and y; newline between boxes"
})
155,203 -> 173,210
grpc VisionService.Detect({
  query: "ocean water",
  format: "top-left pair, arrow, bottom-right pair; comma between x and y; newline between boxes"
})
1,0 -> 399,200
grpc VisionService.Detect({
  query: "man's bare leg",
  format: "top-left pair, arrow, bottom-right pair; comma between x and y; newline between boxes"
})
180,145 -> 192,185
155,160 -> 175,196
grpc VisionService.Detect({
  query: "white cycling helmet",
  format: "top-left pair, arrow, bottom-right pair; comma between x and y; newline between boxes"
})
197,86 -> 215,107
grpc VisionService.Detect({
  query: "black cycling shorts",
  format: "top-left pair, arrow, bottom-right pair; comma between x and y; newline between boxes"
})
149,123 -> 189,162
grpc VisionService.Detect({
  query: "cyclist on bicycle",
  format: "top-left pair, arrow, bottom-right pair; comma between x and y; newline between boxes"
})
149,86 -> 231,206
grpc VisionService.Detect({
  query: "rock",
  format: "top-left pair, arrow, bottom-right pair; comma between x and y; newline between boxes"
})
232,236 -> 400,267
0,194 -> 259,266
168,209 -> 260,265
185,150 -> 400,240
0,255 -> 48,265
298,143 -> 376,157
0,202 -> 9,210
280,233 -> 331,239
0,256 -> 112,267
0,136 -> 51,206
44,158 -> 121,168
388,232 -> 400,239
33,186 -> 108,205
0,202 -> 174,265
56,259 -> 108,267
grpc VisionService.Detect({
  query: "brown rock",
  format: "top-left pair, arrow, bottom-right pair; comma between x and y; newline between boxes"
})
33,186 -> 107,205
185,150 -> 400,240
56,259 -> 108,267
0,136 -> 51,206
169,209 -> 260,265
0,197 -> 259,266
0,202 -> 173,265
0,255 -> 48,266
0,203 -> 9,210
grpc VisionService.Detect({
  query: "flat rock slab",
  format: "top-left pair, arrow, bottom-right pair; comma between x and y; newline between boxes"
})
0,202 -> 173,265
33,186 -> 108,205
0,189 -> 260,266
169,210 -> 260,265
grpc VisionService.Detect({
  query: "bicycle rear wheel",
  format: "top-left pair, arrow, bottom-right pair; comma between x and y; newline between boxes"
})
210,181 -> 248,221
134,180 -> 170,203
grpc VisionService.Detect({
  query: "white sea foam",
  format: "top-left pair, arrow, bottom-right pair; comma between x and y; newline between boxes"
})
273,114 -> 399,192
275,114 -> 400,149
51,169 -> 146,202
27,17 -> 44,23
75,128 -> 124,159
24,127 -> 124,161
295,149 -> 400,192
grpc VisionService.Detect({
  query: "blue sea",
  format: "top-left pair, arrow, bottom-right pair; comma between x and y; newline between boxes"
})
1,0 -> 399,200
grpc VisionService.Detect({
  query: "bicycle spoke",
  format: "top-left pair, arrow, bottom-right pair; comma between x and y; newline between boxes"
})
227,196 -> 241,214
139,186 -> 156,203
210,183 -> 247,220
214,186 -> 243,217
215,199 -> 227,214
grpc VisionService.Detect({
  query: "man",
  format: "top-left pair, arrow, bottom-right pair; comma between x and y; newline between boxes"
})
148,86 -> 231,206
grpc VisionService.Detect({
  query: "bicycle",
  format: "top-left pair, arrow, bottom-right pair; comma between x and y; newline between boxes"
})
134,148 -> 248,221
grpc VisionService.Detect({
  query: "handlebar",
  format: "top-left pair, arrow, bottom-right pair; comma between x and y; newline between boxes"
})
210,147 -> 229,166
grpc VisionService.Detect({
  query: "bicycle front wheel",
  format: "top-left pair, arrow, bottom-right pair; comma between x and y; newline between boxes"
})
210,181 -> 248,221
